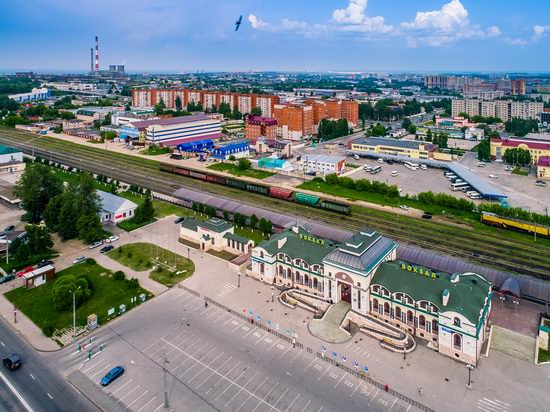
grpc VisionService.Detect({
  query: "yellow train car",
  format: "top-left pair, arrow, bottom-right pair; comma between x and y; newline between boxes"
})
480,212 -> 550,238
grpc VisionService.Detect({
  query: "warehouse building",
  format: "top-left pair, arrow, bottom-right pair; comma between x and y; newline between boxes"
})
301,154 -> 346,176
127,114 -> 222,146
349,137 -> 441,160
211,141 -> 250,160
8,87 -> 50,103
250,226 -> 492,363
98,190 -> 138,224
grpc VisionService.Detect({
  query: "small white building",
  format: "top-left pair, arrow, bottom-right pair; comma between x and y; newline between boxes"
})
97,190 -> 138,224
0,145 -> 25,174
465,127 -> 484,141
301,154 -> 346,176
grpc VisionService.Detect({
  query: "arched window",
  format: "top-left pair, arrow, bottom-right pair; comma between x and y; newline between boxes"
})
260,263 -> 264,274
453,333 -> 462,350
373,299 -> 379,311
287,268 -> 292,279
383,302 -> 390,316
304,274 -> 309,287
453,317 -> 461,328
313,278 -> 318,289
407,310 -> 413,324
419,315 -> 426,329
260,251 -> 264,259
432,319 -> 438,333
395,306 -> 402,320
296,271 -> 301,284
278,266 -> 283,276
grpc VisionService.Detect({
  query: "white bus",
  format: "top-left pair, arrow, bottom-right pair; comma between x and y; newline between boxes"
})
370,165 -> 382,174
404,161 -> 419,171
451,181 -> 469,191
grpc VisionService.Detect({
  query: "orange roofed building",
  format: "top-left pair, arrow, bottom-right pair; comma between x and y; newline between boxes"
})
273,103 -> 313,141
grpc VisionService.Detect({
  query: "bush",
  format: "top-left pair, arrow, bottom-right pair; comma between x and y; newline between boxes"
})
113,270 -> 125,281
86,258 -> 96,265
52,275 -> 92,310
118,246 -> 123,254
42,322 -> 55,337
156,266 -> 163,273
125,278 -> 139,289
127,252 -> 133,258
145,260 -> 152,269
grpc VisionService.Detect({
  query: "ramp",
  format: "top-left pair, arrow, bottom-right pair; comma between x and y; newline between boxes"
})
308,301 -> 351,343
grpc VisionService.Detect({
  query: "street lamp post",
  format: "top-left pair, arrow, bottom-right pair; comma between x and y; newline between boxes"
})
71,286 -> 82,342
238,272 -> 241,288
466,364 -> 474,388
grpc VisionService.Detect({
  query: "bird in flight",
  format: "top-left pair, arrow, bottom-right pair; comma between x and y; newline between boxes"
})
235,15 -> 242,31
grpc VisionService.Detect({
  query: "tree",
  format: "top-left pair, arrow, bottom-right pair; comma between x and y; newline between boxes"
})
218,102 -> 231,118
175,95 -> 182,111
407,124 -> 417,135
134,190 -> 155,223
101,112 -> 112,126
231,106 -> 242,120
60,111 -> 75,120
425,129 -> 433,142
504,148 -> 531,166
477,139 -> 491,162
77,213 -> 104,243
249,214 -> 258,230
25,224 -> 53,256
8,237 -> 30,265
258,218 -> 273,234
14,164 -> 63,223
250,107 -> 262,116
402,118 -> 412,130
505,118 -> 538,137
52,275 -> 92,310
367,123 -> 387,137
237,158 -> 251,171
154,98 -> 166,115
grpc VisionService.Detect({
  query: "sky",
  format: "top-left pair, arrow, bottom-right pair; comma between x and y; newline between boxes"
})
0,0 -> 549,73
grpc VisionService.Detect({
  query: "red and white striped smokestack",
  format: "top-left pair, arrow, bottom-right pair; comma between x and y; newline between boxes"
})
94,36 -> 99,72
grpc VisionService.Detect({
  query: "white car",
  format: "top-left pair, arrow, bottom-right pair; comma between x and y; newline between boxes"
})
420,164 -> 427,170
377,158 -> 384,164
477,162 -> 486,167
106,235 -> 119,243
391,171 -> 398,177
73,256 -> 86,264
399,205 -> 409,210
88,240 -> 103,249
489,174 -> 498,179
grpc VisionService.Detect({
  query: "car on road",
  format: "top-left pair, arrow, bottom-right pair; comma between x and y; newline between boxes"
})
100,366 -> 124,386
36,260 -> 53,268
3,354 -> 22,371
489,174 -> 498,179
505,166 -> 514,172
73,256 -> 86,265
174,217 -> 185,224
353,154 -> 360,160
0,274 -> 16,284
3,225 -> 15,232
386,159 -> 394,165
391,171 -> 398,177
88,240 -> 103,249
16,266 -> 35,277
535,180 -> 547,187
477,162 -> 486,167
100,245 -> 114,254
422,212 -> 433,219
399,205 -> 409,210
106,235 -> 119,243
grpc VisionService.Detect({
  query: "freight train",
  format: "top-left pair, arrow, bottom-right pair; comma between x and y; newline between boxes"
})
480,211 -> 550,238
159,163 -> 352,215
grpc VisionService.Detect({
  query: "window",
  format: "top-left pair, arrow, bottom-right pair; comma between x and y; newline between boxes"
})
372,299 -> 379,311
419,315 -> 426,329
383,303 -> 390,316
419,301 -> 427,309
453,333 -> 462,350
357,282 -> 361,288
395,306 -> 401,320
407,311 -> 413,324
432,319 -> 438,333
395,293 -> 402,301
260,263 -> 264,274
372,285 -> 380,293
453,317 -> 461,328
313,278 -> 318,289
260,251 -> 264,259
286,268 -> 292,279
357,290 -> 361,310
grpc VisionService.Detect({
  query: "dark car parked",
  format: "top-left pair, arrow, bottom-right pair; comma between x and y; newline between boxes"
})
100,245 -> 114,254
36,260 -> 54,268
174,217 -> 185,224
0,274 -> 16,284
3,225 -> 15,232
3,354 -> 22,371
100,366 -> 124,386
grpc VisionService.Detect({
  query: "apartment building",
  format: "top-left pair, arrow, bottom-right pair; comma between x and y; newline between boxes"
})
304,99 -> 359,129
131,89 -> 279,117
510,79 -> 526,96
245,116 -> 277,141
273,103 -> 313,141
452,99 -> 543,121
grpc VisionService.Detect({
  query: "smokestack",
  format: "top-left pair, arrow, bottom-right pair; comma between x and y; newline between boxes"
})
90,48 -> 94,73
94,36 -> 99,72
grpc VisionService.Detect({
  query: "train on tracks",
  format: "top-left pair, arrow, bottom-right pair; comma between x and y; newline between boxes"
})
159,163 -> 352,215
480,211 -> 550,238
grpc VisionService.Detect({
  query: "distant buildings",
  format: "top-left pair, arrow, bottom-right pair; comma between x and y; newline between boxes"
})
0,145 -> 25,174
510,79 -> 526,96
8,87 -> 50,103
451,99 -> 543,121
273,103 -> 314,141
125,114 -> 222,146
131,89 -> 280,117
245,116 -> 277,141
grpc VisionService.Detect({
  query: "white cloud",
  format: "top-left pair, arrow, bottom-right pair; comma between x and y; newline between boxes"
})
248,14 -> 269,30
533,24 -> 550,39
486,26 -> 501,38
332,0 -> 368,24
332,0 -> 394,34
402,0 -> 468,32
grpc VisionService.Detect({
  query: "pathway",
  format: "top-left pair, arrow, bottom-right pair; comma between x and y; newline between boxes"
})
491,325 -> 536,363
308,301 -> 352,343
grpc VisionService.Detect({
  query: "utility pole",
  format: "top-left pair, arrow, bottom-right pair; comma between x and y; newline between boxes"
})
72,286 -> 82,342
163,351 -> 170,409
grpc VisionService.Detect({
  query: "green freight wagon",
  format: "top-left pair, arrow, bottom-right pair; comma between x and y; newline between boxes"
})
225,178 -> 247,190
320,200 -> 351,215
246,183 -> 269,195
294,192 -> 320,206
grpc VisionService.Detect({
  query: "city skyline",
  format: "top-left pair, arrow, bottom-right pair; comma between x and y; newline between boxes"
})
1,0 -> 549,72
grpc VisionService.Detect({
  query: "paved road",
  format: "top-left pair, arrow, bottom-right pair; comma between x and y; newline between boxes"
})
51,287 -> 415,412
0,317 -> 98,412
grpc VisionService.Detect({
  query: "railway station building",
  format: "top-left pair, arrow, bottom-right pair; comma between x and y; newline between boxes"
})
250,226 -> 492,363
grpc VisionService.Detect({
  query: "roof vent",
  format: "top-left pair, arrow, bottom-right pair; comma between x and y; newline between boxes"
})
277,238 -> 287,249
442,289 -> 450,307
451,273 -> 460,283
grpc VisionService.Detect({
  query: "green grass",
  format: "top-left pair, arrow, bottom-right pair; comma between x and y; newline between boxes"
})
4,261 -> 151,332
234,226 -> 268,245
539,347 -> 550,363
107,242 -> 195,287
50,168 -> 112,191
139,146 -> 170,156
119,191 -> 195,219
207,163 -> 275,179
117,218 -> 156,232
512,166 -> 529,176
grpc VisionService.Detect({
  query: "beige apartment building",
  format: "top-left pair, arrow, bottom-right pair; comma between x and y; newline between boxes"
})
452,99 -> 543,122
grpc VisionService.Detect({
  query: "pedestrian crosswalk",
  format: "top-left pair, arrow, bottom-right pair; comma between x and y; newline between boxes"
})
217,281 -> 237,297
477,397 -> 510,412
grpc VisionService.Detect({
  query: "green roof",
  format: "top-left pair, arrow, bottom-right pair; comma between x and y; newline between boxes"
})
372,261 -> 491,325
181,217 -> 199,231
0,145 -> 21,155
223,232 -> 250,244
257,226 -> 337,266
181,217 -> 232,233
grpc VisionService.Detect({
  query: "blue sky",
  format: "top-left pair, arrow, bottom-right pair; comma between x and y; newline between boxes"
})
0,0 -> 549,72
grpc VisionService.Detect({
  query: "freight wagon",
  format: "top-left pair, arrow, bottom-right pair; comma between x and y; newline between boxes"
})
480,211 -> 550,238
159,163 -> 352,215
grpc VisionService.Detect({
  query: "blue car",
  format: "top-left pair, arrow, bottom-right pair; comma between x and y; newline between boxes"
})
100,366 -> 124,386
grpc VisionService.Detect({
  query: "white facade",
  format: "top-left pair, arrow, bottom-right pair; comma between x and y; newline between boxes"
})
465,127 -> 484,141
301,155 -> 346,175
98,190 -> 138,224
8,87 -> 50,103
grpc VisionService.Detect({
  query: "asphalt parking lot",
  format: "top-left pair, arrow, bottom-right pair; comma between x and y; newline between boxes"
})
58,288 -> 415,412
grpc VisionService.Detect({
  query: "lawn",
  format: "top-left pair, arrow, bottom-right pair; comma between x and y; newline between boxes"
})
4,260 -> 151,334
107,242 -> 195,287
119,191 -> 195,219
207,163 -> 275,179
139,146 -> 170,156
50,167 -> 113,191
234,226 -> 268,245
539,347 -> 550,363
512,166 -> 529,176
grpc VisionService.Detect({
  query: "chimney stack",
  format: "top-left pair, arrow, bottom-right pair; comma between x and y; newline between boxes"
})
90,48 -> 94,73
94,36 -> 100,73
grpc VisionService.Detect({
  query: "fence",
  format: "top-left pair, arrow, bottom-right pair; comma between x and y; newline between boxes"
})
177,284 -> 201,297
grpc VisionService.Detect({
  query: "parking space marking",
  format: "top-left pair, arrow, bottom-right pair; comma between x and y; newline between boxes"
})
214,311 -> 231,324
223,371 -> 259,407
289,348 -> 303,362
126,390 -> 149,408
369,388 -> 380,405
137,396 -> 157,412
205,308 -> 222,319
304,358 -> 317,372
266,338 -> 281,352
284,394 -> 300,412
278,344 -> 293,359
389,398 -> 397,411
204,360 -> 241,395
351,381 -> 362,397
345,381 -> 354,388
88,363 -> 112,379
232,321 -> 246,333
177,346 -> 216,376
153,401 -> 165,412
108,379 -> 133,397
301,399 -> 312,412
276,344 -> 286,350
314,364 -> 323,371
171,342 -> 209,372
214,366 -> 249,401
251,382 -> 279,412
235,376 -> 269,412
162,334 -> 196,359
271,388 -> 289,410
116,384 -> 141,403
242,326 -> 257,339
378,398 -> 388,406
187,352 -> 224,384
334,372 -> 347,388
329,372 -> 338,380
192,302 -> 206,312
264,337 -> 273,344
142,326 -> 180,352
178,294 -> 197,306
196,357 -> 232,389
318,365 -> 331,380
221,315 -> 237,327
82,358 -> 105,374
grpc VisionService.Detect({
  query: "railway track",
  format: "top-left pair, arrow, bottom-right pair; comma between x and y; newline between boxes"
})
1,130 -> 550,280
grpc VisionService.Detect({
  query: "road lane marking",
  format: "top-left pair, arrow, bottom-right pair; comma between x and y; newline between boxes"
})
126,390 -> 149,408
46,393 -> 53,400
284,394 -> 300,412
188,352 -> 224,383
137,396 -> 157,412
271,387 -> 289,410
0,370 -> 34,412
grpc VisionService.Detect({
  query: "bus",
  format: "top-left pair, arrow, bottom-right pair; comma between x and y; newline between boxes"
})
370,165 -> 382,174
451,181 -> 469,191
404,161 -> 419,171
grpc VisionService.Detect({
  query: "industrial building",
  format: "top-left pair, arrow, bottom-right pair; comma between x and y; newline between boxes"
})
211,141 -> 250,160
126,114 -> 222,146
349,137 -> 443,160
8,87 -> 50,103
301,154 -> 346,176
